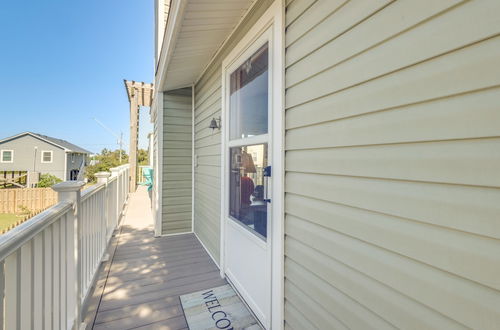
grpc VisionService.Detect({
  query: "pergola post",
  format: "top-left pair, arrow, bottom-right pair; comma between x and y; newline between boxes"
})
124,80 -> 154,193
129,91 -> 139,192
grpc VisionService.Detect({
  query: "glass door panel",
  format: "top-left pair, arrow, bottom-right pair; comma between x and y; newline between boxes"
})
229,44 -> 269,140
229,144 -> 268,239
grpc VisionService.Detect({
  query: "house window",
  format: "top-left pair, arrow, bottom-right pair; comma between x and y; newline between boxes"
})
229,43 -> 269,140
1,150 -> 13,163
41,151 -> 53,163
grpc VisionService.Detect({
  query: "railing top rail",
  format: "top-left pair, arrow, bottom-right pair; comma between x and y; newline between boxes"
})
0,201 -> 72,261
110,164 -> 130,171
81,182 -> 105,202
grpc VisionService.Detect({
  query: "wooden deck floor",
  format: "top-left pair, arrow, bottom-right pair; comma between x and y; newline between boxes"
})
83,186 -> 225,330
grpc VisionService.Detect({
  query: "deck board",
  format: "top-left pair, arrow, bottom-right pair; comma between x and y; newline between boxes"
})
84,186 -> 225,330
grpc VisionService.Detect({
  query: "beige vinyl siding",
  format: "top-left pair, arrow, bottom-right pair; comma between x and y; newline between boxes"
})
193,0 -> 273,264
164,1 -> 169,27
284,0 -> 500,329
162,89 -> 193,235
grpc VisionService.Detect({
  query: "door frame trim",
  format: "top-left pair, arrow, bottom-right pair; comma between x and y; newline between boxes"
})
154,91 -> 164,237
219,1 -> 284,329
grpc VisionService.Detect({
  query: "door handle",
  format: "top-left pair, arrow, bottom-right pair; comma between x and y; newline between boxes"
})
263,166 -> 271,203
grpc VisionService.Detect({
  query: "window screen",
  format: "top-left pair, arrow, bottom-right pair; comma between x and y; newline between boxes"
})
42,151 -> 52,162
1,151 -> 12,162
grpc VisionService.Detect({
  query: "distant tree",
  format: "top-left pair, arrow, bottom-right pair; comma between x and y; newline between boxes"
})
85,149 -> 128,182
37,173 -> 63,188
138,149 -> 149,166
85,148 -> 149,182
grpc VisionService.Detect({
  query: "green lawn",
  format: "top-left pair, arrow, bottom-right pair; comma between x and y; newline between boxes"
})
0,213 -> 23,232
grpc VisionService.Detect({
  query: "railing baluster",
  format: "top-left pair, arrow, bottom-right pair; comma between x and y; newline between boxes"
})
4,251 -> 18,330
82,199 -> 86,293
88,196 -> 92,285
88,196 -> 92,288
92,195 -> 96,276
20,242 -> 32,330
32,234 -> 43,330
65,210 -> 76,330
96,193 -> 99,262
99,191 -> 103,255
59,215 -> 66,330
93,194 -> 97,274
52,222 -> 60,330
44,226 -> 53,330
0,260 -> 4,330
85,197 -> 89,292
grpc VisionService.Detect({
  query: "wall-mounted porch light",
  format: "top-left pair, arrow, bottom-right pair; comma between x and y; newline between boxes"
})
209,117 -> 221,131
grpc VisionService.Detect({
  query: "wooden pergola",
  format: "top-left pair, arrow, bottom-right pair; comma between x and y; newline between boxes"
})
124,80 -> 154,192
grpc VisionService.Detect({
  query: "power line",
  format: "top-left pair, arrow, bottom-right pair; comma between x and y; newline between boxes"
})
92,118 -> 126,163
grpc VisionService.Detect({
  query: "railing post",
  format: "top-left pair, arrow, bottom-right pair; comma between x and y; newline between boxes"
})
95,172 -> 111,185
110,168 -> 121,224
52,181 -> 85,329
95,172 -> 111,246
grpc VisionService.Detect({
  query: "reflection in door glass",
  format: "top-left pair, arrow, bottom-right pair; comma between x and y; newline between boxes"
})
229,144 -> 268,239
229,44 -> 269,140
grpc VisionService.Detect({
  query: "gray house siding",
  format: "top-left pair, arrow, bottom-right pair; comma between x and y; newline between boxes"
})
162,89 -> 193,235
0,134 -> 66,180
193,0 -> 273,265
66,152 -> 87,180
284,0 -> 500,329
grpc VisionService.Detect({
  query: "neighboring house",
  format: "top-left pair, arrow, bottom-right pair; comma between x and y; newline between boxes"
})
151,1 -> 500,329
0,132 -> 90,182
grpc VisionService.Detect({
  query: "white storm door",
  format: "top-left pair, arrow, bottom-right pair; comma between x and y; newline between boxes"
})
223,31 -> 273,329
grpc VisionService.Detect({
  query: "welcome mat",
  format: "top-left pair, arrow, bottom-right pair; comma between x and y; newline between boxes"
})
180,284 -> 263,330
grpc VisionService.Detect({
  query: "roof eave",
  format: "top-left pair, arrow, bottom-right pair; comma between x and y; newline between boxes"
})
155,0 -> 188,93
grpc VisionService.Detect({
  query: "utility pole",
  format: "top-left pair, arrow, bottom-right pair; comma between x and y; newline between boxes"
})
119,132 -> 124,164
92,118 -> 125,163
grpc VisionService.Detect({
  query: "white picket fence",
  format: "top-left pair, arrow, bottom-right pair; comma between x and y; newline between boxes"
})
0,164 -> 130,330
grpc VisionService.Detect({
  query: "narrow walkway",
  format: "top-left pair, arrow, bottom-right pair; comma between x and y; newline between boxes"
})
84,186 -> 226,329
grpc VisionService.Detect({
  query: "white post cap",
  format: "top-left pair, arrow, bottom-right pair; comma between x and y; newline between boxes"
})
52,181 -> 85,193
52,181 -> 85,202
95,171 -> 112,184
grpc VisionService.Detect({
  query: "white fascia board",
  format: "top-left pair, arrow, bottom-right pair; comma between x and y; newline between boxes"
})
0,132 -> 29,144
152,0 -> 187,119
0,132 -> 70,152
154,0 -> 188,92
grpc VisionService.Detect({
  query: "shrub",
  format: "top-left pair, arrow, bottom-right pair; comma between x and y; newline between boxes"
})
37,173 -> 62,188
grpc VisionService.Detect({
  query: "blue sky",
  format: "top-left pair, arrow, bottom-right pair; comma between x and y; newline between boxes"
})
0,0 -> 154,153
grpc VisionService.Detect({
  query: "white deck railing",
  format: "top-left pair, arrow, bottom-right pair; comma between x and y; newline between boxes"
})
0,164 -> 129,330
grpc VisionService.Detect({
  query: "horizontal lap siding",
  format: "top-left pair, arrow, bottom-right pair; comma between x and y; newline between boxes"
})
162,90 -> 193,235
194,67 -> 222,261
193,0 -> 273,265
284,0 -> 500,329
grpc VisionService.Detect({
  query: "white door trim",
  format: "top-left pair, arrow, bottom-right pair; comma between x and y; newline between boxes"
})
219,1 -> 284,329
